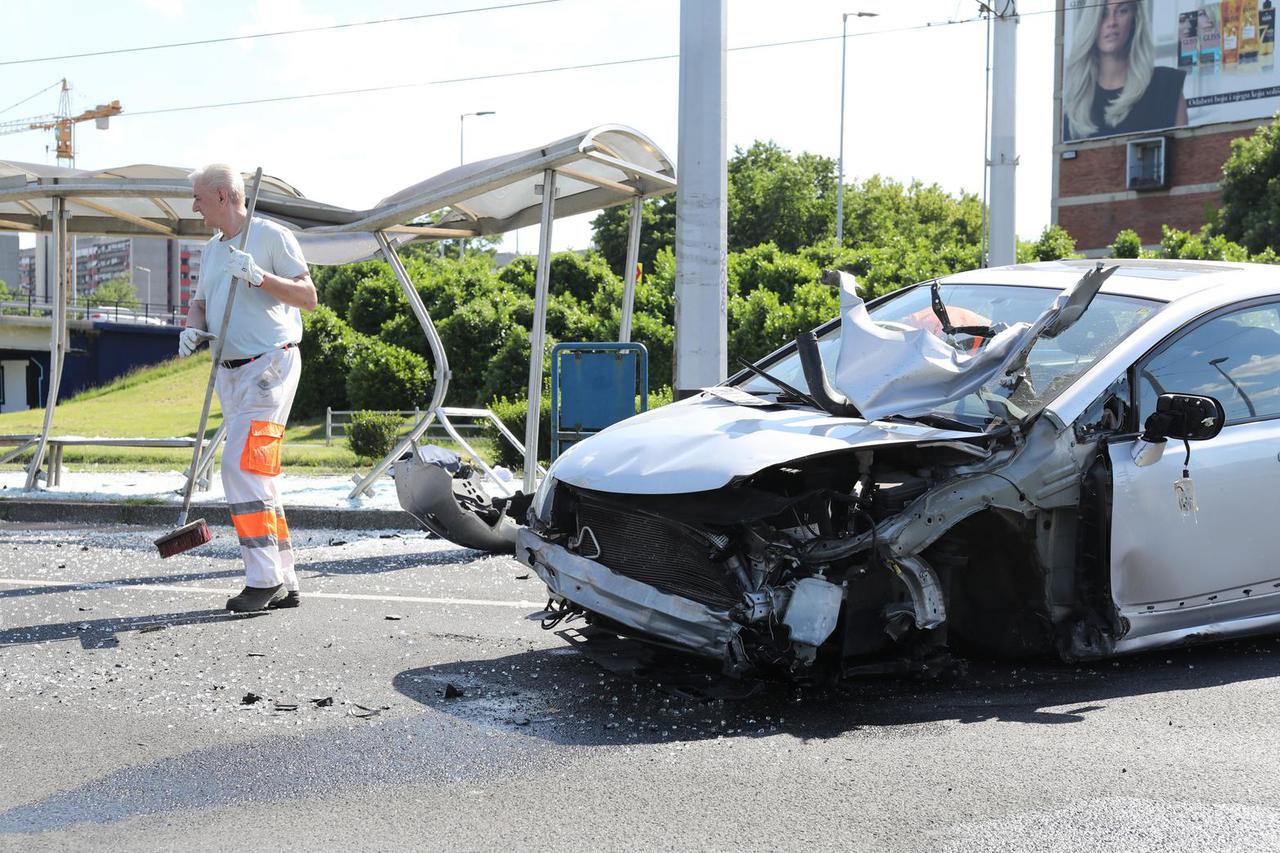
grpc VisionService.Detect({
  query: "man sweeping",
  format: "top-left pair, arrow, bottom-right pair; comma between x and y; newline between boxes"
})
178,164 -> 317,613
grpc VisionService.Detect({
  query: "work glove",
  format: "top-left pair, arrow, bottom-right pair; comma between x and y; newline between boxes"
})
226,247 -> 265,286
178,327 -> 205,357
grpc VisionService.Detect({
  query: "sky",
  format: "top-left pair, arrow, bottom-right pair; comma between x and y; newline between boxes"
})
2,0 -> 1059,255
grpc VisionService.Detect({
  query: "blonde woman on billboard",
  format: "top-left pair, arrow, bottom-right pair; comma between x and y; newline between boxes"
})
1064,0 -> 1189,140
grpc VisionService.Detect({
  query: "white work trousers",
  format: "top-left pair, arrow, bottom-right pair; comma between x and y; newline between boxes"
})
214,345 -> 302,590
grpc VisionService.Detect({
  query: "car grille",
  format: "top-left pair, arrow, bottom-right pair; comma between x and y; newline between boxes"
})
575,494 -> 740,610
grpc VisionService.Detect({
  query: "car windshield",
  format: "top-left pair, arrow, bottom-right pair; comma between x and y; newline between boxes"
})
739,282 -> 1161,428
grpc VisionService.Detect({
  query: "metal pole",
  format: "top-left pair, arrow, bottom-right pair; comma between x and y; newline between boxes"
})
836,13 -> 848,246
988,1 -> 1018,267
674,0 -> 728,398
26,197 -> 66,489
457,111 -> 494,260
523,168 -> 557,494
619,195 -> 643,343
835,11 -> 876,246
346,231 -> 454,499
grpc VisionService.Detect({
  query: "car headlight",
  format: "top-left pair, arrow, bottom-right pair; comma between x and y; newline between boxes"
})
530,473 -> 557,524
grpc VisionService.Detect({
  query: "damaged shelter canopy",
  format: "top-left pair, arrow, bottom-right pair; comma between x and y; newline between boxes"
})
0,125 -> 676,494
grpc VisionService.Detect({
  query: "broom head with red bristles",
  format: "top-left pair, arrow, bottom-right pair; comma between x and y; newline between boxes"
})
155,518 -> 212,558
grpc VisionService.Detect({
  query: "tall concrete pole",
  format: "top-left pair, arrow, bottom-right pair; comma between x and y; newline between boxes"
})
987,1 -> 1018,267
674,0 -> 728,398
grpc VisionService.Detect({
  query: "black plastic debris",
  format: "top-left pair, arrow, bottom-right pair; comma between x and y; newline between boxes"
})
444,683 -> 464,699
328,538 -> 347,546
241,692 -> 263,705
247,652 -> 266,657
274,703 -> 298,712
312,697 -> 334,708
385,614 -> 403,621
78,606 -> 92,612
349,703 -> 388,719
515,574 -> 530,580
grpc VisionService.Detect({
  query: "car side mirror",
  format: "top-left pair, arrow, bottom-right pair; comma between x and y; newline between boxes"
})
1131,393 -> 1225,467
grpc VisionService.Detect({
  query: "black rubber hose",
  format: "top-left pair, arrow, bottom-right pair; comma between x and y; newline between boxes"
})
796,331 -> 860,417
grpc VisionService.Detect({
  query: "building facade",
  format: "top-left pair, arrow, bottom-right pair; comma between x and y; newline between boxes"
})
1053,0 -> 1278,254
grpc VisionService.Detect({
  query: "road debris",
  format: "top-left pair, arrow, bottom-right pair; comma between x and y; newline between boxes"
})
241,692 -> 263,705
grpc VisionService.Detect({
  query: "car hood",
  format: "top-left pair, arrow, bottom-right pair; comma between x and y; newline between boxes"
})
547,395 -> 978,495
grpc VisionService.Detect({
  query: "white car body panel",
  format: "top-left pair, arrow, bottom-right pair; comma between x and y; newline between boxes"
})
547,395 -> 976,495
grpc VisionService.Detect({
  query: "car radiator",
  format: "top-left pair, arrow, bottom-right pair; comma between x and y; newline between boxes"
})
575,494 -> 740,610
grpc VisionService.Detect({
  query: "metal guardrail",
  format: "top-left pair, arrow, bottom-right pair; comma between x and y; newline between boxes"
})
0,298 -> 183,326
324,407 -> 485,446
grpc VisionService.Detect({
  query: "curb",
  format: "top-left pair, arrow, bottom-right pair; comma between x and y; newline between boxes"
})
0,499 -> 420,531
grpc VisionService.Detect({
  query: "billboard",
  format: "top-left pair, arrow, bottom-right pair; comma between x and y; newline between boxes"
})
1062,0 -> 1280,142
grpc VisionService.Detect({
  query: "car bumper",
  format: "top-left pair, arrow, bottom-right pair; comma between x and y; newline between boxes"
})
515,527 -> 741,661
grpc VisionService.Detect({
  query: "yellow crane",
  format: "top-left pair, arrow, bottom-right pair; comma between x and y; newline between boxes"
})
0,79 -> 122,167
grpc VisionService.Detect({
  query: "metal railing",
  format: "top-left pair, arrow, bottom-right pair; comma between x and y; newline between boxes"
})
0,297 -> 185,326
324,407 -> 486,446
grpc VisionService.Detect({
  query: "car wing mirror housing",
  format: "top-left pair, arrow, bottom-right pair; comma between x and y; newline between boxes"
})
1131,393 -> 1226,467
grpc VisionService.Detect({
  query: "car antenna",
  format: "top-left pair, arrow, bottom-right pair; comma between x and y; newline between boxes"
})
733,356 -> 823,410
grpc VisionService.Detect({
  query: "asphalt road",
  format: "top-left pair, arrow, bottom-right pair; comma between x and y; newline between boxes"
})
2,520 -> 1279,852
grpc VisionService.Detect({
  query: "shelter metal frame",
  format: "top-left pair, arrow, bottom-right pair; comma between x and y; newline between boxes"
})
0,126 -> 675,501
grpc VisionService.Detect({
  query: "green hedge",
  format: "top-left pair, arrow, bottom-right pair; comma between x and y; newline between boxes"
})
295,305 -> 359,419
346,411 -> 405,460
346,338 -> 433,411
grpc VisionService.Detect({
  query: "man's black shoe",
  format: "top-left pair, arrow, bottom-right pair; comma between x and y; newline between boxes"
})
267,591 -> 301,609
226,584 -> 285,613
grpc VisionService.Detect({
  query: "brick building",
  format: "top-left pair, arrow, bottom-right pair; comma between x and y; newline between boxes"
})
1053,1 -> 1279,255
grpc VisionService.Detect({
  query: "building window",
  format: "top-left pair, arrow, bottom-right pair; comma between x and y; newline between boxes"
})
1126,137 -> 1167,190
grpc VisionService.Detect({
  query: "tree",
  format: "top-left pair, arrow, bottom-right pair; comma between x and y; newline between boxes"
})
1218,115 -> 1280,254
728,141 -> 837,252
87,277 -> 141,310
589,195 -> 676,277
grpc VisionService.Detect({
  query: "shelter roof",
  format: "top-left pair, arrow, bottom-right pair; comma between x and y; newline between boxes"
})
0,125 -> 675,265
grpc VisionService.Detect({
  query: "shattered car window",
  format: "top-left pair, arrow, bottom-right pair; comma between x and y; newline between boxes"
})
742,283 -> 1160,426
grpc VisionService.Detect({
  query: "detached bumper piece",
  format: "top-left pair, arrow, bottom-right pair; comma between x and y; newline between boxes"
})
517,528 -> 742,664
394,451 -> 518,554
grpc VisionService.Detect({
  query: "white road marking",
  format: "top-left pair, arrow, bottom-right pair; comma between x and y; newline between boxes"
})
0,577 -> 544,609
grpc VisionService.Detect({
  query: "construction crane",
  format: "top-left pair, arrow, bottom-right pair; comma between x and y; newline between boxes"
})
0,79 -> 122,167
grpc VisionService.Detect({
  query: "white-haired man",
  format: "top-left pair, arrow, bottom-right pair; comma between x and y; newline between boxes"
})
180,164 -> 318,613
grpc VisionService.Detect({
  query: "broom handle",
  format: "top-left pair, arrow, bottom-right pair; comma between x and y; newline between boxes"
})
177,167 -> 265,526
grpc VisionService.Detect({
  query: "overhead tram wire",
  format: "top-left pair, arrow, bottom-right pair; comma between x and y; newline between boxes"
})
124,14 -> 995,119
0,0 -> 565,68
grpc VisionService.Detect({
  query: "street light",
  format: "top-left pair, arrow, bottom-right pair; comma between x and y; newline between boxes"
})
133,265 -> 151,318
458,111 -> 495,259
836,11 -> 878,246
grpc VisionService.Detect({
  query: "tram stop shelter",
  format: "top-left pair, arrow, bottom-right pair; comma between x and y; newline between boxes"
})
0,125 -> 676,499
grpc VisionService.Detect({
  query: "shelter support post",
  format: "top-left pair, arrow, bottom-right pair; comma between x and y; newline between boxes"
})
523,169 -> 558,494
346,232 -> 453,499
26,198 -> 67,489
619,195 -> 643,343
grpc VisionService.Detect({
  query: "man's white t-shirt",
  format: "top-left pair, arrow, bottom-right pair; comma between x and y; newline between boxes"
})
194,216 -> 308,361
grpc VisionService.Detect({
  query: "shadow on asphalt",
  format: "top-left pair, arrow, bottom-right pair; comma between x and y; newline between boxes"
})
299,547 -> 486,578
0,608 -> 263,649
393,629 -> 1280,746
0,568 -> 244,601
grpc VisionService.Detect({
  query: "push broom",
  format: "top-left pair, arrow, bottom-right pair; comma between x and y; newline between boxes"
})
156,167 -> 264,558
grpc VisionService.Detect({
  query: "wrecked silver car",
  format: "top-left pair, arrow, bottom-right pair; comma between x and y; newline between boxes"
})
468,259 -> 1280,680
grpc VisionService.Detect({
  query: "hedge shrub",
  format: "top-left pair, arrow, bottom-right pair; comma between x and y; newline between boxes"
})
346,410 -> 405,461
295,305 -> 358,419
346,339 -> 433,411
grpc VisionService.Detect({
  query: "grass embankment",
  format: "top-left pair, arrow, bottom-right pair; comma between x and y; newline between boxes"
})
0,355 -> 492,474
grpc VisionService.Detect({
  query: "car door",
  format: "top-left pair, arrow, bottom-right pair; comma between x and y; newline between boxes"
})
1107,299 -> 1280,636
